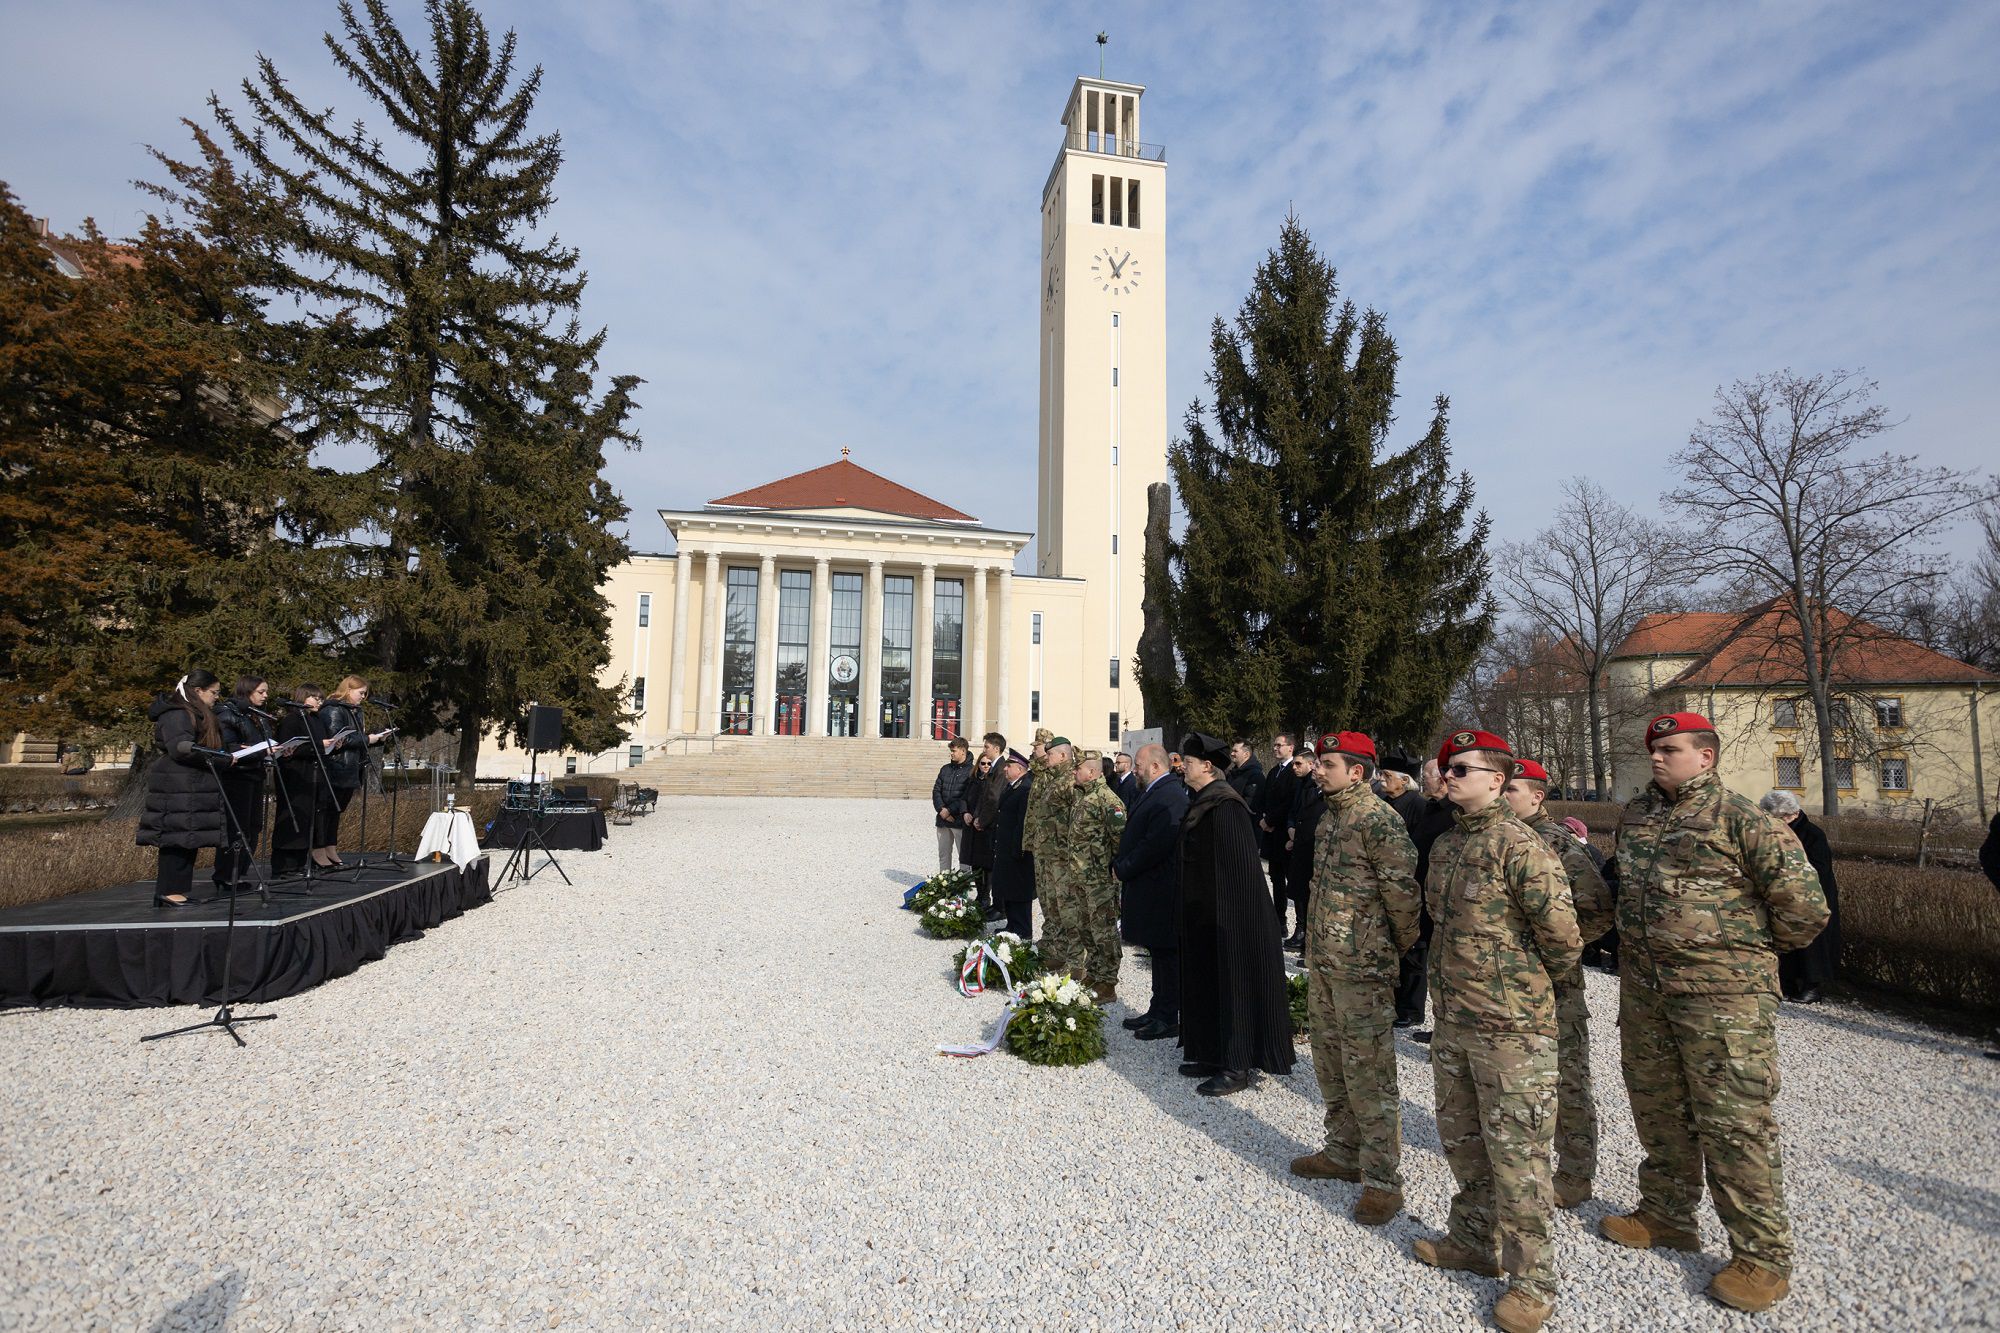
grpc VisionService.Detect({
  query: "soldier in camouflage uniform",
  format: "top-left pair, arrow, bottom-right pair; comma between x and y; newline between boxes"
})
1602,712 -> 1828,1316
1415,729 -> 1581,1333
1502,758 -> 1616,1209
1288,732 -> 1422,1228
1063,748 -> 1130,1001
1023,735 -> 1079,972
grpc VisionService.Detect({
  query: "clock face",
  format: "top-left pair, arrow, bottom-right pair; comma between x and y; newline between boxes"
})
1044,265 -> 1060,310
1091,246 -> 1141,296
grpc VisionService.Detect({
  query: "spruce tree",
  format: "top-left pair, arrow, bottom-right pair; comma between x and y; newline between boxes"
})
0,183 -> 327,748
154,0 -> 641,779
1161,216 -> 1490,747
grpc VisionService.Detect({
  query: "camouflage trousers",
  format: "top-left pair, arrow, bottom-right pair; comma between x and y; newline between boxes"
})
1432,1022 -> 1560,1301
1306,968 -> 1403,1192
1036,873 -> 1077,976
1076,876 -> 1123,992
1554,970 -> 1598,1186
1620,981 -> 1792,1275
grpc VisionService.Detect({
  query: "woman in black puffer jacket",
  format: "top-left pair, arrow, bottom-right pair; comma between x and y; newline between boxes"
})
137,669 -> 231,907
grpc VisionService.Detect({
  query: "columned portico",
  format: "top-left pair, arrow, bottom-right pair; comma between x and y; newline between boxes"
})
807,557 -> 831,737
861,559 -> 884,738
753,555 -> 778,733
968,566 -> 989,735
696,550 -> 722,735
915,563 -> 936,738
996,568 -> 1013,737
668,546 -> 692,733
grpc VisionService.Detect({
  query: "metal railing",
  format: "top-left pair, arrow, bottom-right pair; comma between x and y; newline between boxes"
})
1044,133 -> 1167,200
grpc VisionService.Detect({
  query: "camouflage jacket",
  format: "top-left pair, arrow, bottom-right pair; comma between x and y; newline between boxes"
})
1022,751 -> 1077,857
1612,769 -> 1828,996
1424,800 -> 1582,1034
1522,809 -> 1617,975
1307,781 -> 1422,981
1052,779 -> 1127,884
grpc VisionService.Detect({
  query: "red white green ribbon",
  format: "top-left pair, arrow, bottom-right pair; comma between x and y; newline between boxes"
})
957,939 -> 1017,998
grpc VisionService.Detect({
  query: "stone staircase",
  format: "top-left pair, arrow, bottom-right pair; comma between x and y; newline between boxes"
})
623,735 -> 957,799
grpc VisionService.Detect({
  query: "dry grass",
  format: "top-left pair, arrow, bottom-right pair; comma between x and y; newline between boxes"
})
0,767 -> 131,806
1838,860 -> 2000,1016
0,789 -> 505,912
1546,798 -> 1988,865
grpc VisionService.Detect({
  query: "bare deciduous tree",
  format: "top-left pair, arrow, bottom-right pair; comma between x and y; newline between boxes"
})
1497,477 -> 1682,796
1666,370 -> 1995,813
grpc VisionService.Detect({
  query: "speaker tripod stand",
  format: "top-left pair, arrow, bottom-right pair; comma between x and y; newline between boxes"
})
498,745 -> 570,886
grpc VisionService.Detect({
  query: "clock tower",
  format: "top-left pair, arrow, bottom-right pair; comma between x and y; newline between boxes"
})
1037,76 -> 1167,739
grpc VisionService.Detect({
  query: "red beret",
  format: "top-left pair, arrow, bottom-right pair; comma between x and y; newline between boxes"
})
1510,758 -> 1550,783
1437,728 -> 1513,767
1320,730 -> 1377,764
1646,712 -> 1715,748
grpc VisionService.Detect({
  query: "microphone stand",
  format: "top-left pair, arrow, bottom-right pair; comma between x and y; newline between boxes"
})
143,749 -> 277,1047
286,702 -> 358,888
352,700 -> 405,876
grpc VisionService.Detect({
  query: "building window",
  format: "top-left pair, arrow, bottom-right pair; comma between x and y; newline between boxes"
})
1110,534 -> 1118,555
775,570 -> 811,734
1111,367 -> 1118,386
1773,698 -> 1798,728
1874,697 -> 1904,729
1127,179 -> 1141,229
1775,756 -> 1803,788
931,576 -> 965,737
1108,658 -> 1119,688
565,756 -> 578,775
1834,756 -> 1855,789
1108,712 -> 1119,742
880,573 -> 915,738
1111,313 -> 1119,327
1092,174 -> 1105,224
1031,612 -> 1042,645
1831,699 -> 1853,730
628,745 -> 644,768
828,571 -> 863,736
1109,176 -> 1123,226
721,567 -> 757,733
1031,690 -> 1041,723
632,676 -> 646,712
638,592 -> 651,628
1880,757 -> 1910,791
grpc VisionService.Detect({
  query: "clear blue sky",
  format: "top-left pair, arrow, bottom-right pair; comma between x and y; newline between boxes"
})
5,1 -> 1996,565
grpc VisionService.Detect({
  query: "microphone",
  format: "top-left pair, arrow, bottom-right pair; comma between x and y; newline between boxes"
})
367,697 -> 400,710
278,699 -> 313,710
247,704 -> 279,722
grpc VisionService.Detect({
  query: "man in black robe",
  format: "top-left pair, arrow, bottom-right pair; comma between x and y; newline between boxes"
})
1176,732 -> 1295,1096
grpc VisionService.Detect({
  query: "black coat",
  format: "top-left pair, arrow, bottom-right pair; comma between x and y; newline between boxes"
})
1177,778 -> 1295,1075
990,776 -> 1036,904
1256,760 -> 1299,861
273,706 -> 331,850
1409,796 -> 1457,944
215,699 -> 272,792
932,757 -> 975,827
136,696 -> 227,851
1115,773 -> 1190,948
1114,771 -> 1140,812
1288,777 -> 1326,891
960,762 -> 999,867
1226,756 -> 1264,810
1779,811 -> 1843,988
1981,813 -> 2000,892
1389,787 -> 1427,829
319,700 -> 370,791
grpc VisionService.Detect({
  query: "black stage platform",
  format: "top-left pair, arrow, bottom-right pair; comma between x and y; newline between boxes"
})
0,857 -> 492,1010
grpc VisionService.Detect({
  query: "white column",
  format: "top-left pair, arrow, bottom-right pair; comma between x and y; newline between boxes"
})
696,551 -> 722,735
968,565 -> 989,738
667,544 -> 693,734
997,566 -> 1013,740
752,554 -> 778,734
915,563 -> 936,742
860,559 -> 884,738
806,557 -> 831,737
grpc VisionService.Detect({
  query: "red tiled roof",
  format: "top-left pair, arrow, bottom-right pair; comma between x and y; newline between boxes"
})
1621,600 -> 1996,687
708,458 -> 974,523
1492,636 -> 1591,693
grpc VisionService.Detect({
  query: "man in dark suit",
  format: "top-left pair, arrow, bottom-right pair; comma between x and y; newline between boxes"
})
1257,733 -> 1301,943
1112,750 -> 1140,811
1113,742 -> 1191,1039
1227,738 -> 1265,808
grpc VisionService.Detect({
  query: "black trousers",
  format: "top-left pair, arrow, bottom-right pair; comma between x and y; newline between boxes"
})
1005,898 -> 1034,940
319,783 -> 356,847
1394,940 -> 1428,1024
156,846 -> 198,900
1146,946 -> 1182,1024
213,778 -> 265,888
1266,854 -> 1289,918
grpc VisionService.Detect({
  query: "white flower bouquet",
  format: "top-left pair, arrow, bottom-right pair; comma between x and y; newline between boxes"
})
920,893 -> 986,941
1006,972 -> 1106,1066
907,867 -> 978,914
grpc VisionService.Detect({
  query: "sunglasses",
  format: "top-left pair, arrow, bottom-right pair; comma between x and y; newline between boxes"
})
1445,763 -> 1503,778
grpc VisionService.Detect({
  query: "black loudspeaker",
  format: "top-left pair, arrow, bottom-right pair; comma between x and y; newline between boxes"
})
526,705 -> 564,753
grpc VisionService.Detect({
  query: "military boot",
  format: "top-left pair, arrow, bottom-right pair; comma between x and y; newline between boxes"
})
1288,1151 -> 1360,1182
1707,1258 -> 1789,1313
1553,1174 -> 1592,1209
1351,1187 -> 1402,1226
1492,1287 -> 1555,1333
1600,1211 -> 1701,1252
1091,983 -> 1117,1005
1411,1236 -> 1503,1277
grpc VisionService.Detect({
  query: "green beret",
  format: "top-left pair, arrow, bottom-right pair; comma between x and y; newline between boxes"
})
1048,735 -> 1071,748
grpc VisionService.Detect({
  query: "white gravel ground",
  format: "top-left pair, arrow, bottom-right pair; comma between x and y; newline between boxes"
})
2,796 -> 1995,1331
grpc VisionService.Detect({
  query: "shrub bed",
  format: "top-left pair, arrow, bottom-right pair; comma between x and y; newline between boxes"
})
1837,859 -> 1999,1017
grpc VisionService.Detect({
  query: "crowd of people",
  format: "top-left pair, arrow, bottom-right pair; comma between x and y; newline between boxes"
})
930,710 -> 1839,1333
138,670 -> 390,905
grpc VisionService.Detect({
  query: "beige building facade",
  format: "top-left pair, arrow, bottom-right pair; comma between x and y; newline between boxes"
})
488,75 -> 1169,775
